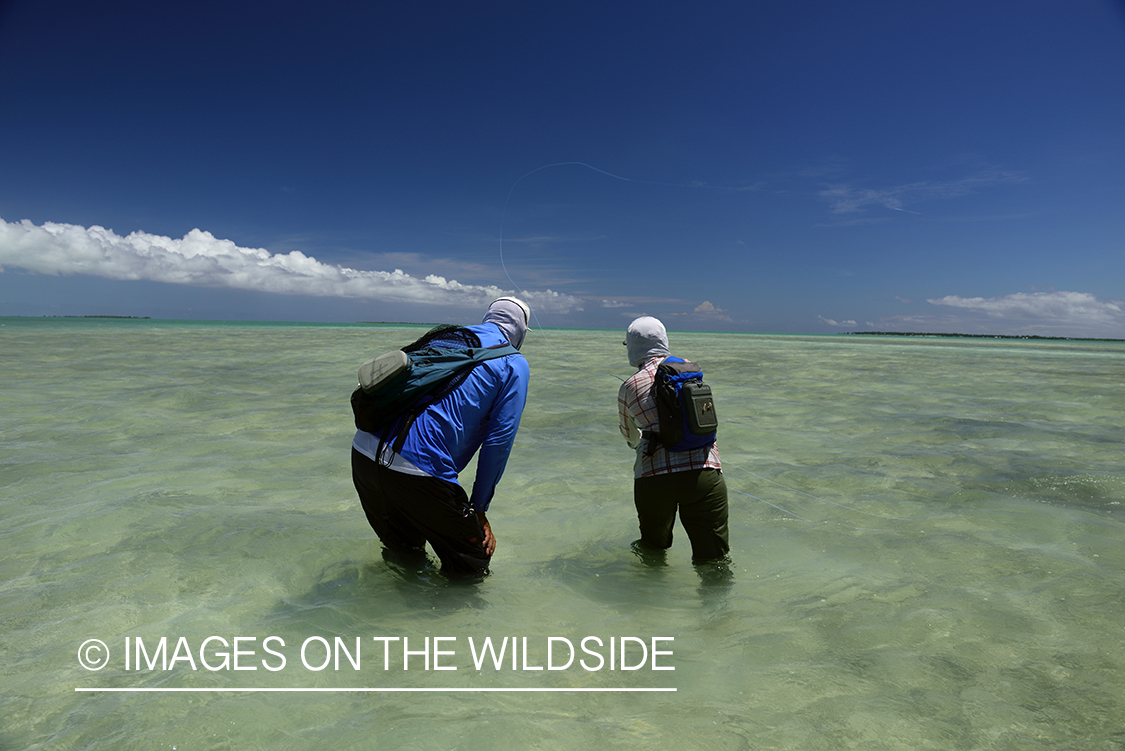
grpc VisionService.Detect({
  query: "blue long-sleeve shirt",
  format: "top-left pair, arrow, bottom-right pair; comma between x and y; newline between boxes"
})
352,322 -> 529,511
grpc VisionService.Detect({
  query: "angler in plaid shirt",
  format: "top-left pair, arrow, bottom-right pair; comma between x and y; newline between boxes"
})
618,316 -> 730,564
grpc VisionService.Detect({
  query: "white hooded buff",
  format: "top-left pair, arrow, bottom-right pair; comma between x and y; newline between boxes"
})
625,316 -> 670,368
482,296 -> 531,350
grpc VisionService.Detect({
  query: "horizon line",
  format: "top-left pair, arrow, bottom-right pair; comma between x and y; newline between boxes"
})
76,686 -> 677,693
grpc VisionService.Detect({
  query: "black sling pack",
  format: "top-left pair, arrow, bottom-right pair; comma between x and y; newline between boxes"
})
643,356 -> 718,456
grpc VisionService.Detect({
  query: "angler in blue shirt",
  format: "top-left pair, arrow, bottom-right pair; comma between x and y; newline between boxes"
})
351,297 -> 530,576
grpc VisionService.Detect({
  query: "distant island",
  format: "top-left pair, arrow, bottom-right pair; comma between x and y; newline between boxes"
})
847,331 -> 1124,343
355,321 -> 440,326
46,315 -> 152,319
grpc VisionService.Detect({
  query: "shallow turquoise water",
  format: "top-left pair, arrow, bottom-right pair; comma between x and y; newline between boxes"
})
2,318 -> 1123,750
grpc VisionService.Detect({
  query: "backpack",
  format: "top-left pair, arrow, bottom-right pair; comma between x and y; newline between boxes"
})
350,325 -> 519,451
643,356 -> 718,456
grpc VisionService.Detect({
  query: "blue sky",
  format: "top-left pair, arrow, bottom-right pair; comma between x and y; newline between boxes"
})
1,1 -> 1123,336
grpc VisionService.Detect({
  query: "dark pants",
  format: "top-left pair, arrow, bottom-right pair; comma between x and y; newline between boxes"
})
351,448 -> 491,575
634,468 -> 729,564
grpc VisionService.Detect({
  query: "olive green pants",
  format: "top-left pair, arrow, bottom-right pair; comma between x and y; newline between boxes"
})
634,468 -> 729,563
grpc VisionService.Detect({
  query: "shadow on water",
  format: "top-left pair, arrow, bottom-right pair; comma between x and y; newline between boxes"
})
526,536 -> 737,614
262,546 -> 490,634
629,539 -> 736,597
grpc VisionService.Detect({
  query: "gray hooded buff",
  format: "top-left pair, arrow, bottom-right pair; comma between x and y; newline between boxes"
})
625,316 -> 670,368
482,296 -> 530,350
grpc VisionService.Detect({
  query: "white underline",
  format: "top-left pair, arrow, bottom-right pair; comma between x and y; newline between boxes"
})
76,687 -> 676,693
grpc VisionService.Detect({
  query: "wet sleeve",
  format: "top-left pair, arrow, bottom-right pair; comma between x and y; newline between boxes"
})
469,356 -> 530,511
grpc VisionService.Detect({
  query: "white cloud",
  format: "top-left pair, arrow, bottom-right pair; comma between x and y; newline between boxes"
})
0,217 -> 582,313
825,291 -> 1124,339
692,301 -> 731,321
660,300 -> 732,321
926,291 -> 1124,336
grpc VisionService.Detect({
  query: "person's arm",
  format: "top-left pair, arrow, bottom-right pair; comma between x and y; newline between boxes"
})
477,510 -> 495,555
619,379 -> 642,448
469,356 -> 530,513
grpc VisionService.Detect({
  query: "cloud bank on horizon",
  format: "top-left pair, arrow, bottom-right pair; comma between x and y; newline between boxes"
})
926,291 -> 1124,334
0,217 -> 582,314
820,290 -> 1124,339
4,216 -> 1122,338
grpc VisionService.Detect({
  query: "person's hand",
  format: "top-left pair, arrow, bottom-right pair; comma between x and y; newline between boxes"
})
477,510 -> 496,556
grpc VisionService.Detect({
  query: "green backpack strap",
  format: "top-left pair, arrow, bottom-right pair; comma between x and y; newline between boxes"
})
387,342 -> 520,453
350,341 -> 520,439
